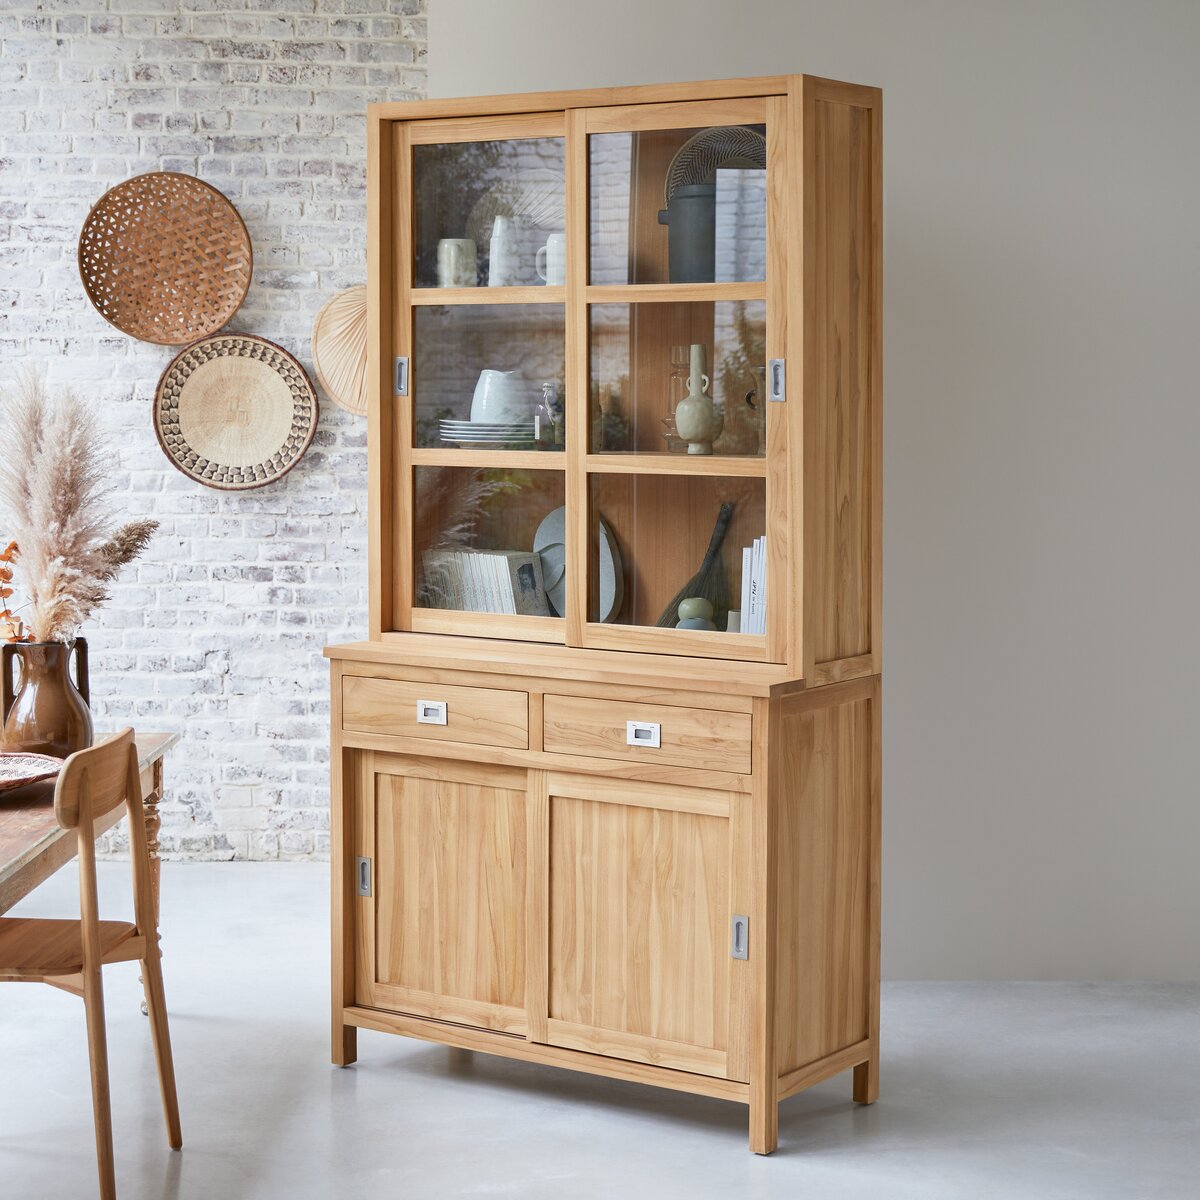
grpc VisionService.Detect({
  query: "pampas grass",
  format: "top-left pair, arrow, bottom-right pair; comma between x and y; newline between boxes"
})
0,370 -> 158,643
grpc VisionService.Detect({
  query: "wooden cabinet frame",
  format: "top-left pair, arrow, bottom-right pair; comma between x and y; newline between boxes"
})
331,73 -> 881,1156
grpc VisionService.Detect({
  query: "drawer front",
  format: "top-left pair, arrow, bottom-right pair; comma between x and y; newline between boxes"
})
342,676 -> 528,748
543,694 -> 752,774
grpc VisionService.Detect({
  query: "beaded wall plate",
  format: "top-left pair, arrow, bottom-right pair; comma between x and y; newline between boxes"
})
78,171 -> 253,345
153,334 -> 319,491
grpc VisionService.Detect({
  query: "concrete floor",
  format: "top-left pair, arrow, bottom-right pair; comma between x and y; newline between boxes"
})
1,864 -> 1196,1199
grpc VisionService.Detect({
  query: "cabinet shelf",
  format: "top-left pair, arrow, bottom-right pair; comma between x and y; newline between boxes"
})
585,453 -> 767,477
585,283 -> 766,304
411,448 -> 567,469
411,286 -> 566,306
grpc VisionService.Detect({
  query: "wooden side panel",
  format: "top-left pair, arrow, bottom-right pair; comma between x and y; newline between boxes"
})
774,680 -> 877,1074
372,765 -> 526,1030
546,786 -> 733,1077
801,81 -> 882,681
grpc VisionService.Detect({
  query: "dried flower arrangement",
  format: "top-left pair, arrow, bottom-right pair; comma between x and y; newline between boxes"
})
0,372 -> 158,644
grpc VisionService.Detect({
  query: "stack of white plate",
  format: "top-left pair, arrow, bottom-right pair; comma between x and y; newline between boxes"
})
440,418 -> 537,450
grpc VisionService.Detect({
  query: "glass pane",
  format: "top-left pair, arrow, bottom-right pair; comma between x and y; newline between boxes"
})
589,126 -> 766,285
415,467 -> 566,617
413,138 -> 565,288
590,474 -> 765,633
414,305 -> 565,450
590,301 -> 766,455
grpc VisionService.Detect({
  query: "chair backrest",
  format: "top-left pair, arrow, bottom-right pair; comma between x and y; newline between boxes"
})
55,728 -> 137,830
54,729 -> 156,944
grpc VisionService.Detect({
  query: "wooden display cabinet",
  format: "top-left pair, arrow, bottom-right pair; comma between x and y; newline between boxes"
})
326,73 -> 882,1154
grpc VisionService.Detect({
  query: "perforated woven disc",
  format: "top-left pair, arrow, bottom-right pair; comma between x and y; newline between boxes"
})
78,172 -> 253,345
153,335 -> 318,491
663,127 -> 767,206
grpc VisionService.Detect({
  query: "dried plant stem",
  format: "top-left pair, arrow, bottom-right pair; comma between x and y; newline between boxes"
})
0,370 -> 158,642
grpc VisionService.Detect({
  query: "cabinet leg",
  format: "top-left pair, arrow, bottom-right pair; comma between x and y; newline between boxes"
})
853,1050 -> 879,1104
332,1022 -> 357,1067
749,1091 -> 778,1155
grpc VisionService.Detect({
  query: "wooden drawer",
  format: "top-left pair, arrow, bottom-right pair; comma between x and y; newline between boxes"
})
341,675 -> 528,749
543,694 -> 752,774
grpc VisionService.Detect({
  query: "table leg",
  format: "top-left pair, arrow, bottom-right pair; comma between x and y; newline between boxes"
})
145,758 -> 163,929
140,757 -> 164,1016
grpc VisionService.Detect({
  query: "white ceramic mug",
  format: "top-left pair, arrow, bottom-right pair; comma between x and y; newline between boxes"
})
471,369 -> 531,423
437,238 -> 476,287
487,216 -> 519,287
535,232 -> 567,286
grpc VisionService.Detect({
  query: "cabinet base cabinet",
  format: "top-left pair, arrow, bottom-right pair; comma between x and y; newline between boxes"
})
328,652 -> 881,1155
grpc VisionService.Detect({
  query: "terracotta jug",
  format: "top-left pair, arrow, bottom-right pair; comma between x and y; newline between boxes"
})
1,639 -> 93,758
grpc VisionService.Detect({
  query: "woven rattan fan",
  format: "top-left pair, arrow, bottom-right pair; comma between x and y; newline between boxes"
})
153,334 -> 318,491
466,169 -> 564,247
311,286 -> 368,416
78,171 -> 253,345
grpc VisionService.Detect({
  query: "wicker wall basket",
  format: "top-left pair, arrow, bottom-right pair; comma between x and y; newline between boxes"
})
78,172 -> 253,345
311,286 -> 368,416
153,334 -> 319,491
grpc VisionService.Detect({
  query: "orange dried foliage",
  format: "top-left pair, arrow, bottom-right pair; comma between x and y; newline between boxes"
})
0,540 -> 30,642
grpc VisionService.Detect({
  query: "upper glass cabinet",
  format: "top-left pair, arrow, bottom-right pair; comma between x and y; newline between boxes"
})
589,124 -> 767,286
412,136 -> 565,290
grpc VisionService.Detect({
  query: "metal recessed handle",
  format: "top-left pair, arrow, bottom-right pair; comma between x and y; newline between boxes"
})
394,356 -> 409,396
626,720 -> 661,748
768,358 -> 786,402
416,699 -> 447,725
356,857 -> 372,897
731,914 -> 749,959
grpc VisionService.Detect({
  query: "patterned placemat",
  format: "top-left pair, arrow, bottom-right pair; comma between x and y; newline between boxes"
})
0,752 -> 62,794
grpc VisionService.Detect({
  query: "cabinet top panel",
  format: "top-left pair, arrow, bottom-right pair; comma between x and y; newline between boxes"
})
368,75 -> 878,123
325,636 -> 804,697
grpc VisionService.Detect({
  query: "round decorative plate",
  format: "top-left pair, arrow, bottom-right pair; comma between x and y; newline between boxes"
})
153,334 -> 319,491
0,752 -> 62,793
533,506 -> 623,622
311,286 -> 368,415
78,171 -> 253,345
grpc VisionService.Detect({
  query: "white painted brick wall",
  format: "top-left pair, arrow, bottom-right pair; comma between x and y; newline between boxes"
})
0,1 -> 426,860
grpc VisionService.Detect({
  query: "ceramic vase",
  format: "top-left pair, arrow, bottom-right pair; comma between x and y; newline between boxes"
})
673,343 -> 722,454
1,639 -> 93,758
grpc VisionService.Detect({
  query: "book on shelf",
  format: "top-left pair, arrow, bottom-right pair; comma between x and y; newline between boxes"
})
421,549 -> 549,617
740,535 -> 767,635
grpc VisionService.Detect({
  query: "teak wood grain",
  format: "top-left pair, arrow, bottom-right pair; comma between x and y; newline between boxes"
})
542,693 -> 752,774
341,674 -> 529,749
332,72 -> 882,1156
373,769 -> 526,1030
544,783 -> 732,1079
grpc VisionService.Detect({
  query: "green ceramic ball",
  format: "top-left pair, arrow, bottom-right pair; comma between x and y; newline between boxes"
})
676,617 -> 717,631
677,597 -> 714,621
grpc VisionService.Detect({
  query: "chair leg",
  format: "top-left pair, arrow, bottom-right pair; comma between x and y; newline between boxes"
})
141,945 -> 182,1150
82,967 -> 117,1200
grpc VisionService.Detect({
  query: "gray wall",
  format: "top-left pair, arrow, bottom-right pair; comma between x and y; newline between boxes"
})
430,0 -> 1200,980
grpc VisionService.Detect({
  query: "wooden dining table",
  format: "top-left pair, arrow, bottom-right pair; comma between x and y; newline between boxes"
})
0,732 -> 179,918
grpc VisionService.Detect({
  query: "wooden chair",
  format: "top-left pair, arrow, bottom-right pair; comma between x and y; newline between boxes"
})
0,729 -> 182,1199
